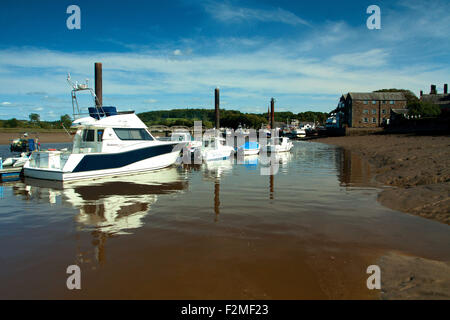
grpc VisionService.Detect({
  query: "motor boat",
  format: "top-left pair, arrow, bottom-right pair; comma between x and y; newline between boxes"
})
291,127 -> 306,138
170,130 -> 201,153
2,152 -> 30,168
236,141 -> 260,156
262,137 -> 293,153
200,133 -> 234,162
23,76 -> 185,181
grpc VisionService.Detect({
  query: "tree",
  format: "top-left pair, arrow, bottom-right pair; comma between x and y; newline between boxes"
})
60,114 -> 72,128
4,118 -> 19,128
407,101 -> 441,117
29,113 -> 40,123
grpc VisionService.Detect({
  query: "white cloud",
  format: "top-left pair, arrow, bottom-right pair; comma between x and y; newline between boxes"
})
329,49 -> 389,68
173,49 -> 182,56
0,1 -> 449,117
1,101 -> 12,105
204,1 -> 310,26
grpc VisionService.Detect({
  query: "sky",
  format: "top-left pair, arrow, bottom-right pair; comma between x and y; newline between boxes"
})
0,0 -> 449,120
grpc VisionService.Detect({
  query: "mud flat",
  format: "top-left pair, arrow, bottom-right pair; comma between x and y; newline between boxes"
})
315,134 -> 450,225
316,134 -> 450,300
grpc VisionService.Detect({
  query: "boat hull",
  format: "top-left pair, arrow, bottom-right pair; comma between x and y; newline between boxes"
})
24,143 -> 182,181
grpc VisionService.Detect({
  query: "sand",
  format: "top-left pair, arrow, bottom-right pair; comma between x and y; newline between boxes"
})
0,131 -> 73,145
315,134 -> 450,225
378,252 -> 450,300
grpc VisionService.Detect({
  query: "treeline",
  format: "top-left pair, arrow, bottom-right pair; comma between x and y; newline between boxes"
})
0,113 -> 73,129
138,109 -> 329,129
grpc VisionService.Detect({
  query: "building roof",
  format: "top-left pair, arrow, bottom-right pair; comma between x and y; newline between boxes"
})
391,108 -> 408,115
348,92 -> 407,101
421,93 -> 450,109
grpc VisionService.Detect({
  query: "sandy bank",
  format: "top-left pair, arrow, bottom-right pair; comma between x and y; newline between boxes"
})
378,252 -> 450,299
315,134 -> 450,225
0,131 -> 73,145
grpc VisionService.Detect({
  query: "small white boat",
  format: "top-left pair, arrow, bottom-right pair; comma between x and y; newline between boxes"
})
201,135 -> 234,161
171,131 -> 201,153
236,141 -> 260,156
262,137 -> 293,153
292,127 -> 306,138
2,152 -> 30,168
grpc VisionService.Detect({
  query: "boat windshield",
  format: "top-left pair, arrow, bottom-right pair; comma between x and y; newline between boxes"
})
113,128 -> 154,141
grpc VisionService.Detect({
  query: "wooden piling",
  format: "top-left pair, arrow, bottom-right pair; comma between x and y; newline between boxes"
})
215,87 -> 220,129
95,62 -> 102,107
270,98 -> 275,130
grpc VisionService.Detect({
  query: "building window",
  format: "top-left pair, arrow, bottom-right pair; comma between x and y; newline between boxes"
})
382,109 -> 386,114
382,101 -> 386,104
372,118 -> 376,123
390,100 -> 395,105
363,101 -> 368,104
363,109 -> 369,114
372,100 -> 377,104
372,109 -> 376,114
363,118 -> 368,123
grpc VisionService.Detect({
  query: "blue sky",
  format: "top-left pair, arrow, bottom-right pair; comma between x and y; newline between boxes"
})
0,0 -> 449,120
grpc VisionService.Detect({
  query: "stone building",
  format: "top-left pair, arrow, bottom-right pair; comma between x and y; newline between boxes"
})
336,92 -> 407,128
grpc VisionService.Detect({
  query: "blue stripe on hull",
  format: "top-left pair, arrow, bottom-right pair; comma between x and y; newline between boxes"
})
72,143 -> 178,173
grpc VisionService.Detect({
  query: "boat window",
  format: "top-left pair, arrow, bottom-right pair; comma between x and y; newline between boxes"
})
82,129 -> 95,142
97,130 -> 104,142
113,128 -> 154,141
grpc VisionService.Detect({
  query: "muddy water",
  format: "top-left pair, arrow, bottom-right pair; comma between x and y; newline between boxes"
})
0,142 -> 449,299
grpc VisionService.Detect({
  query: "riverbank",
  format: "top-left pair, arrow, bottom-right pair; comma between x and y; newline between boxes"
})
0,130 -> 73,144
315,134 -> 450,300
315,134 -> 450,225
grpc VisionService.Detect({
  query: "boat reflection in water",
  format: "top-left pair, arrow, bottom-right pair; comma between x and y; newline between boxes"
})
23,167 -> 188,235
202,159 -> 233,221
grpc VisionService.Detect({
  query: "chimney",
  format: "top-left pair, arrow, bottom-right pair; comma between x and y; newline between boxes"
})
270,98 -> 275,130
214,87 -> 220,129
95,62 -> 102,107
444,84 -> 448,94
430,84 -> 437,95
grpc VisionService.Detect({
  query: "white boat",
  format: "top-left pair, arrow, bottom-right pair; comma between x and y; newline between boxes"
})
262,137 -> 293,153
2,152 -> 30,168
236,141 -> 260,156
200,134 -> 234,161
171,130 -> 201,153
292,127 -> 306,138
23,76 -> 185,181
